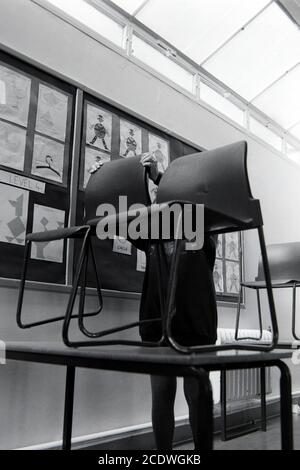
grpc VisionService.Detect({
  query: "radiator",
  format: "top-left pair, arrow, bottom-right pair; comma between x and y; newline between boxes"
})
217,328 -> 272,402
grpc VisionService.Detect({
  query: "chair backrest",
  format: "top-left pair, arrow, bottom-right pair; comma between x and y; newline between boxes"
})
256,242 -> 300,282
84,156 -> 150,222
156,141 -> 263,234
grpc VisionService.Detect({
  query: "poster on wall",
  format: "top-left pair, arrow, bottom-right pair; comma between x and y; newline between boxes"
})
213,258 -> 224,293
136,249 -> 146,272
0,64 -> 31,127
31,134 -> 65,184
0,121 -> 27,171
83,147 -> 111,189
86,104 -> 112,152
35,84 -> 68,142
120,120 -> 142,157
225,260 -> 240,294
149,133 -> 170,172
0,183 -> 29,245
225,232 -> 239,261
216,234 -> 223,258
113,236 -> 132,256
30,204 -> 65,263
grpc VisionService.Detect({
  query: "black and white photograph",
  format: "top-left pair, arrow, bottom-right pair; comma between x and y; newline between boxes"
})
0,0 -> 300,461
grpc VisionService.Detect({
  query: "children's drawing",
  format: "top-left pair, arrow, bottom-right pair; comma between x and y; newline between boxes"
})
0,65 -> 31,127
36,84 -> 68,141
120,120 -> 142,157
213,259 -> 224,293
83,147 -> 111,189
0,183 -> 29,245
31,205 -> 65,263
149,134 -> 170,172
225,261 -> 240,294
0,121 -> 26,171
86,104 -> 112,152
225,232 -> 239,261
32,135 -> 65,183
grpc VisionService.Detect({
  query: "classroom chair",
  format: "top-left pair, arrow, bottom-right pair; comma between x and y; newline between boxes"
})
235,242 -> 300,342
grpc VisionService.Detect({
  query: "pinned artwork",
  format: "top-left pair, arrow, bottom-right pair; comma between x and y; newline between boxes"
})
83,147 -> 111,189
86,104 -> 112,152
149,134 -> 170,172
113,236 -> 132,256
31,135 -> 65,184
0,121 -> 26,171
213,259 -> 224,293
225,232 -> 239,261
136,249 -> 146,272
0,65 -> 31,127
225,261 -> 240,294
36,84 -> 68,141
31,205 -> 65,263
216,234 -> 223,258
147,178 -> 158,203
0,183 -> 29,245
120,120 -> 142,158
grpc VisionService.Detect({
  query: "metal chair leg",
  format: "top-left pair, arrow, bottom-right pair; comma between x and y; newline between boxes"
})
292,283 -> 300,341
235,287 -> 263,341
167,227 -> 278,353
220,370 -> 227,441
260,367 -> 267,432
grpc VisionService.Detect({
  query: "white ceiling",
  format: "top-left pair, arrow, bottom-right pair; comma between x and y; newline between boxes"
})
110,0 -> 300,137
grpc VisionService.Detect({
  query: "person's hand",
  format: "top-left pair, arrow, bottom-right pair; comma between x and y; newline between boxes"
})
140,152 -> 160,183
89,159 -> 104,174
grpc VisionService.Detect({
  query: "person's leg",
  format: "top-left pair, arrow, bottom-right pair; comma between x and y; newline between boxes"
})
183,373 -> 212,450
150,375 -> 177,450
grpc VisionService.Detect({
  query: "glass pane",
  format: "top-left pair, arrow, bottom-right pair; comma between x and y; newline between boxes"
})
253,64 -> 300,129
46,0 -> 125,47
136,0 -> 270,64
249,117 -> 282,151
200,83 -> 244,126
203,2 -> 300,101
287,143 -> 300,164
131,35 -> 194,92
109,0 -> 146,15
290,122 -> 300,140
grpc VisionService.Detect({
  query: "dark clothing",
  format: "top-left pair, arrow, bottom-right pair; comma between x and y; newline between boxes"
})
135,235 -> 218,346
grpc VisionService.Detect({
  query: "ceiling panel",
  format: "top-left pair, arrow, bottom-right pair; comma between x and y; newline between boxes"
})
203,2 -> 300,101
253,63 -> 300,128
134,0 -> 270,64
109,0 -> 147,15
290,121 -> 300,139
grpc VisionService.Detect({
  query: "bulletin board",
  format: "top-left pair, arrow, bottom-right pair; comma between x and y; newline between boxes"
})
0,51 -> 75,284
0,49 -> 243,302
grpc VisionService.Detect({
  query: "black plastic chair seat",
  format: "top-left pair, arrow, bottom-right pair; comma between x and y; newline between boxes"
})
26,225 -> 89,243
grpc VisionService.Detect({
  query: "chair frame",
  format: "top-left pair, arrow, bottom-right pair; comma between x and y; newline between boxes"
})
235,280 -> 300,342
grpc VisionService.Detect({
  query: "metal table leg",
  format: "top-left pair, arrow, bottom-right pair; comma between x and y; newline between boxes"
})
62,366 -> 76,450
276,360 -> 293,450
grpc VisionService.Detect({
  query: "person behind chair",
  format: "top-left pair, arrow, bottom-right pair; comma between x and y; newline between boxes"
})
90,154 -> 218,450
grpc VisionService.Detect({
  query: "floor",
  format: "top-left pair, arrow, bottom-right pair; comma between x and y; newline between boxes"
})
175,414 -> 300,450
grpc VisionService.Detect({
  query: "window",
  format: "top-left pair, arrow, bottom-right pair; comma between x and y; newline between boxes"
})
135,0 -> 270,65
203,2 -> 300,101
200,82 -> 244,126
0,79 -> 6,105
131,35 -> 195,92
253,63 -> 300,129
249,117 -> 282,151
45,0 -> 125,47
109,0 -> 146,15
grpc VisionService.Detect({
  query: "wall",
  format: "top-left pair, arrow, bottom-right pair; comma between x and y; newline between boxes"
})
0,0 -> 299,449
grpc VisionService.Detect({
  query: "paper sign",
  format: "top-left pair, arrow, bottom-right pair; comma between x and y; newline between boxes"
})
0,170 -> 45,193
113,236 -> 132,256
136,249 -> 146,272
